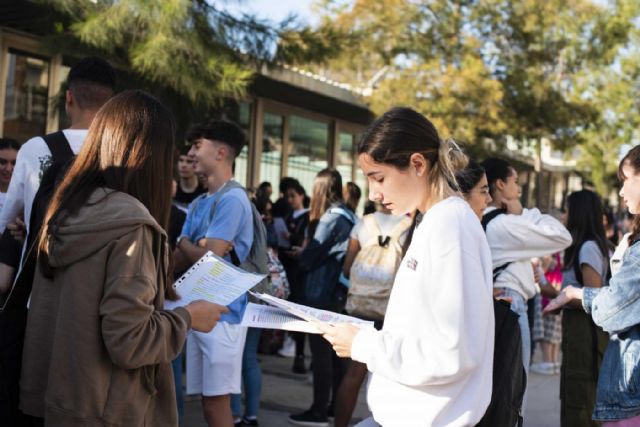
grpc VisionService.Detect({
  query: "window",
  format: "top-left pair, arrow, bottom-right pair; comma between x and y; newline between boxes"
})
260,113 -> 284,189
230,102 -> 251,186
336,132 -> 355,185
287,115 -> 329,194
3,51 -> 50,143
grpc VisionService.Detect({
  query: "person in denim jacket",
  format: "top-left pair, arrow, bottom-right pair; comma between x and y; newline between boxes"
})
546,145 -> 640,426
289,168 -> 356,427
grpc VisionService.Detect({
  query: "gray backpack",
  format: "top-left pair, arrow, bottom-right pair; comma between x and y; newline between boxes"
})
209,180 -> 269,293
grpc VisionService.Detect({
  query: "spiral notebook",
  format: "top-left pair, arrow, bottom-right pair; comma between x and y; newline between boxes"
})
165,251 -> 266,310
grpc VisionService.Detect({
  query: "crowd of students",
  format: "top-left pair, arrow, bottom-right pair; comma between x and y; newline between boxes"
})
1,55 -> 640,427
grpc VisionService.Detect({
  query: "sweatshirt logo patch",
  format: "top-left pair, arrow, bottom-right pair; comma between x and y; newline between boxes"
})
406,258 -> 418,271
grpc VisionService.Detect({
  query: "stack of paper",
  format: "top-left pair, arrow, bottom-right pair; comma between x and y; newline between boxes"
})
241,292 -> 375,333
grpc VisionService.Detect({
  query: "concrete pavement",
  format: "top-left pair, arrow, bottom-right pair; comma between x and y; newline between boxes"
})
183,348 -> 561,427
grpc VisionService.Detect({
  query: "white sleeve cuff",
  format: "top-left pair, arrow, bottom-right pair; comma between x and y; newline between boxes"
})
351,326 -> 377,365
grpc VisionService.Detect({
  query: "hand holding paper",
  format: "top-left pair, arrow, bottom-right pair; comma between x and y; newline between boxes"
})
316,322 -> 361,358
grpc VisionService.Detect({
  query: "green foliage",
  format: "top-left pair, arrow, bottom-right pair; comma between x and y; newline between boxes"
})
314,0 -> 640,194
37,0 -> 344,105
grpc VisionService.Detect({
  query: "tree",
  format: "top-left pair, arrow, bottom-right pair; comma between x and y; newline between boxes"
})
312,0 -> 506,145
38,0 -> 344,105
315,0 -> 640,199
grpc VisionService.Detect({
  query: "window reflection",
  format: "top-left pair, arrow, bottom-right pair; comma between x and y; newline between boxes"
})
287,115 -> 329,194
260,113 -> 284,188
3,52 -> 50,143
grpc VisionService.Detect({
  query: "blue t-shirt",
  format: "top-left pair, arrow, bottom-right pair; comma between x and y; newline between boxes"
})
180,184 -> 253,323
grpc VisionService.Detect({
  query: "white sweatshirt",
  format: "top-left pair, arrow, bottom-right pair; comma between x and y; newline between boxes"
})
351,197 -> 494,427
483,206 -> 572,300
0,129 -> 87,232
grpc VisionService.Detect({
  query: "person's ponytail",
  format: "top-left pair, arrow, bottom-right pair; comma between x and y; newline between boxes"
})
427,138 -> 468,200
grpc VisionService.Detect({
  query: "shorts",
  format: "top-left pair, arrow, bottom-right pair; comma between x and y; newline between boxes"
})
186,322 -> 247,397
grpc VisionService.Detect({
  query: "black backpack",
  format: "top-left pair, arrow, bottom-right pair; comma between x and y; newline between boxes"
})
476,209 -> 526,427
1,131 -> 74,311
0,131 -> 74,425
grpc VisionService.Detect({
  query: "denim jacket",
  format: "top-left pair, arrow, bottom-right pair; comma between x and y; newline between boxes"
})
298,203 -> 355,310
583,239 -> 640,421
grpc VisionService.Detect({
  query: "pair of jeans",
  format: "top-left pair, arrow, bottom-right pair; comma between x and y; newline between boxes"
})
231,327 -> 262,418
496,287 -> 530,411
171,351 -> 184,426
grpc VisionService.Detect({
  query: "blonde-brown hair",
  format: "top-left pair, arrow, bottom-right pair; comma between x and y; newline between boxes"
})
308,168 -> 343,236
357,107 -> 468,204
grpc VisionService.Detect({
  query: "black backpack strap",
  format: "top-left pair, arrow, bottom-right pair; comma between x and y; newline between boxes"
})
482,208 -> 511,280
42,131 -> 73,163
481,208 -> 507,231
229,248 -> 241,267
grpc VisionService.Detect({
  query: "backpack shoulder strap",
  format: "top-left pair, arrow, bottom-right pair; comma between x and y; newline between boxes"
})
481,208 -> 507,231
208,180 -> 245,222
42,131 -> 73,163
363,214 -> 382,236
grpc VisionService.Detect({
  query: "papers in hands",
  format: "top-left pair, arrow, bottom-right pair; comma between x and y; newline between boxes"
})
242,303 -> 320,333
165,251 -> 266,310
241,292 -> 375,333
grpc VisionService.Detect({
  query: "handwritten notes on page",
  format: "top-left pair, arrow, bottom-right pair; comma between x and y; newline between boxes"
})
165,251 -> 266,310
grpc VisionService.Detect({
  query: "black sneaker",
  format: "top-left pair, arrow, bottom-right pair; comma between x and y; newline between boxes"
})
288,410 -> 329,427
241,416 -> 259,426
292,354 -> 307,374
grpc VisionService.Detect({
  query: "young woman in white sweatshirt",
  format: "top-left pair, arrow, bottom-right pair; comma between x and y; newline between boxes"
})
480,158 -> 572,381
318,107 -> 495,427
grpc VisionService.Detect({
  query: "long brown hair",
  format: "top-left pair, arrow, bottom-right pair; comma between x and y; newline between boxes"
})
308,168 -> 343,236
39,90 -> 175,275
357,107 -> 468,204
619,145 -> 640,245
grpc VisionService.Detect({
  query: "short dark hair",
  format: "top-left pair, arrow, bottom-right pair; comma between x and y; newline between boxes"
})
279,177 -> 298,194
186,120 -> 245,159
67,57 -> 116,110
455,160 -> 485,194
0,138 -> 20,151
481,157 -> 514,197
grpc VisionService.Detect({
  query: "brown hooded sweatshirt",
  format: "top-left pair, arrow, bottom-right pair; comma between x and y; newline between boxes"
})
20,188 -> 191,426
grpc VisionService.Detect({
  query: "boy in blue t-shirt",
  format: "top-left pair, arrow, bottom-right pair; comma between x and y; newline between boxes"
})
173,120 -> 253,427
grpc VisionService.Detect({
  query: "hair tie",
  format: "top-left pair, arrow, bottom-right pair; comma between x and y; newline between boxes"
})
447,138 -> 462,154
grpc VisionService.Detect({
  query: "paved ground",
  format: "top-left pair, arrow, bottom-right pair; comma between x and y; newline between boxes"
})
182,345 -> 561,427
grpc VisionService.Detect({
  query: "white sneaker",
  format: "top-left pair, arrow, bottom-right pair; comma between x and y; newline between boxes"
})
530,362 -> 556,375
278,336 -> 296,358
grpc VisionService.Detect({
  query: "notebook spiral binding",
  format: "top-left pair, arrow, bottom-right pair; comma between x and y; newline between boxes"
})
173,252 -> 214,289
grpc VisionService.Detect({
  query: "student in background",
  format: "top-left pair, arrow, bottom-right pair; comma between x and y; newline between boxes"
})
455,159 -> 492,220
288,169 -> 355,427
174,146 -> 206,212
174,120 -> 253,427
318,107 -> 495,426
545,146 -> 640,426
278,179 -> 310,372
0,139 -> 19,213
256,181 -> 273,202
555,190 -> 609,427
0,57 -> 116,234
481,157 -> 572,404
343,181 -> 362,214
19,90 -> 227,426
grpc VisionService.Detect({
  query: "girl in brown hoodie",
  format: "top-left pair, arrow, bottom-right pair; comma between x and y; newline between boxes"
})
20,90 -> 228,427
